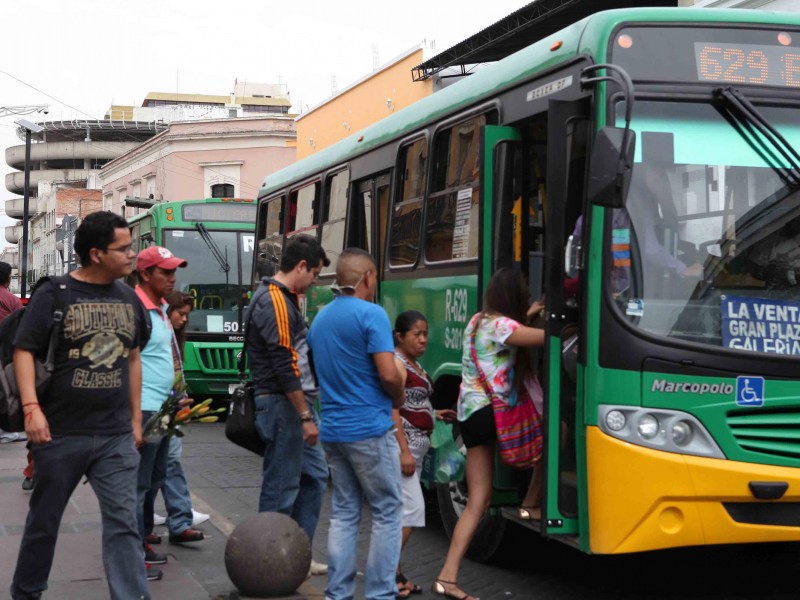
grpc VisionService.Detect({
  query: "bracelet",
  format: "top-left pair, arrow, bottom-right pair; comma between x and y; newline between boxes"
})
23,404 -> 41,414
22,402 -> 39,408
299,411 -> 314,423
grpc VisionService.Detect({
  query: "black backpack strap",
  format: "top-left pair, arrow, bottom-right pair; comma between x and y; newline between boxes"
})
42,275 -> 69,373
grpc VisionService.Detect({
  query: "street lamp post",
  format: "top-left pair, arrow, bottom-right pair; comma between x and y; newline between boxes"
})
14,118 -> 45,300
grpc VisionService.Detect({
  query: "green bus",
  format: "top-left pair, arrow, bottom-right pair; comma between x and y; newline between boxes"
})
255,7 -> 800,556
128,198 -> 256,400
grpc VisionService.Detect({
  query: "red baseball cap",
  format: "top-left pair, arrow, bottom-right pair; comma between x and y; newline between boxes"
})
136,246 -> 188,271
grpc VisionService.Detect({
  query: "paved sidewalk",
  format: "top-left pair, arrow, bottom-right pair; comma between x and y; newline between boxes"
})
0,429 -> 326,600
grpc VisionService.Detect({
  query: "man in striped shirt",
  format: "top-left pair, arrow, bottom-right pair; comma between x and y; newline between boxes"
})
246,234 -> 330,575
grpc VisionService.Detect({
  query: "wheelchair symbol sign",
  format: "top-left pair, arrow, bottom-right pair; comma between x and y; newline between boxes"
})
735,376 -> 764,407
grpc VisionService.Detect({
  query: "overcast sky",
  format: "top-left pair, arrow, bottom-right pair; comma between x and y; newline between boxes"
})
0,0 -> 528,248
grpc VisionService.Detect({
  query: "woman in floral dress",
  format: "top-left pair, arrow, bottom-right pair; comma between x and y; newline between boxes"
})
433,268 -> 545,600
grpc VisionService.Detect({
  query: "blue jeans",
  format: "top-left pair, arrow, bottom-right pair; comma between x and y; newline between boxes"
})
323,430 -> 402,600
11,433 -> 149,600
255,393 -> 328,544
137,412 -> 170,540
144,435 -> 193,535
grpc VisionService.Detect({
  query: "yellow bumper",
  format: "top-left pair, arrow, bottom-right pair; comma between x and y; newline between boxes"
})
587,425 -> 800,554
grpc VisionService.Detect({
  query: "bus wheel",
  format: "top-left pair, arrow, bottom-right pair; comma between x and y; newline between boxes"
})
435,431 -> 507,563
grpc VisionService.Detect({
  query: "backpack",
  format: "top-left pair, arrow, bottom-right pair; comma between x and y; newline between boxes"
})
0,276 -> 69,432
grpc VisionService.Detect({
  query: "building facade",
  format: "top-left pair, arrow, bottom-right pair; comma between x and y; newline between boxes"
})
2,81 -> 292,292
99,116 -> 296,216
3,120 -> 163,291
296,47 -> 434,159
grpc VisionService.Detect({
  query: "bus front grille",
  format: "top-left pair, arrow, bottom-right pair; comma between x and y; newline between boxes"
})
197,347 -> 238,372
727,409 -> 800,459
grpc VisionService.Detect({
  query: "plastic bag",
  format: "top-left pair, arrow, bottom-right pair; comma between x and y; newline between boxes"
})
430,421 -> 465,483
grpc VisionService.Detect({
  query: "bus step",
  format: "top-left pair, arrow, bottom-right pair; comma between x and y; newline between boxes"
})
500,506 -> 542,532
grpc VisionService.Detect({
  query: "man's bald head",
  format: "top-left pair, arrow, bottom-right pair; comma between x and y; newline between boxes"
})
336,248 -> 376,290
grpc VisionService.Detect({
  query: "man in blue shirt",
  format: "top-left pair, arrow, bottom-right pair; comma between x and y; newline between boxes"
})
308,248 -> 405,600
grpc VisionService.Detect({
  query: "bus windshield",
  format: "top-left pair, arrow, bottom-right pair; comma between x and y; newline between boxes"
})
610,100 -> 800,356
163,229 -> 255,336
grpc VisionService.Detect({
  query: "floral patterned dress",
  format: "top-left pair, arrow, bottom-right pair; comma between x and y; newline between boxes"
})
457,312 -> 521,422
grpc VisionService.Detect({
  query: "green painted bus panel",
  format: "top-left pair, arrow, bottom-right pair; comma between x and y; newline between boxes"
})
305,282 -> 335,323
641,373 -> 800,468
381,276 -> 478,378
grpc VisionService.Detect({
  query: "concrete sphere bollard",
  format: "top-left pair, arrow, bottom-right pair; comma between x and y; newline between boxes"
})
225,512 -> 311,597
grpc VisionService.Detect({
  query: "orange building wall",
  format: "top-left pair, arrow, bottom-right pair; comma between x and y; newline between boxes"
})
296,49 -> 433,159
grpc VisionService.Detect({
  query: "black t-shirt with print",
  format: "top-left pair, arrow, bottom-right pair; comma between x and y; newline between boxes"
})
13,277 -> 149,436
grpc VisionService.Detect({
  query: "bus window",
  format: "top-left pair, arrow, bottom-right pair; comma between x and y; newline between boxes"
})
351,173 -> 391,273
320,170 -> 349,275
257,196 -> 284,279
389,138 -> 427,267
426,115 -> 486,262
287,181 -> 320,238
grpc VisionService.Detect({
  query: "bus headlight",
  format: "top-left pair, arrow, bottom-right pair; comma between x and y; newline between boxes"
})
637,414 -> 659,439
598,405 -> 725,459
672,421 -> 694,447
605,410 -> 626,432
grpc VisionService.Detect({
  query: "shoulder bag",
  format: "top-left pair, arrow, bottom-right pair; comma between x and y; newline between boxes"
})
469,318 -> 543,469
225,296 -> 266,456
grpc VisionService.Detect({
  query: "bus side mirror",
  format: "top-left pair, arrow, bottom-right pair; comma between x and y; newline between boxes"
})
587,127 -> 635,208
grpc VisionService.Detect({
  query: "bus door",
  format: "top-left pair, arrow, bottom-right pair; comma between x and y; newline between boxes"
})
541,98 -> 590,540
350,174 -> 391,300
482,98 -> 590,540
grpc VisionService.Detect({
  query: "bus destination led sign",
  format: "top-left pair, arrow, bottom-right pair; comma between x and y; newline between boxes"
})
695,42 -> 800,87
182,203 -> 256,223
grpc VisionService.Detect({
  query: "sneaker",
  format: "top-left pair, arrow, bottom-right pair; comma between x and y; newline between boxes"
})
153,513 -> 167,526
144,533 -> 162,545
144,544 -> 167,565
309,559 -> 328,576
146,565 -> 163,581
0,432 -> 21,443
191,509 -> 209,526
21,477 -> 35,491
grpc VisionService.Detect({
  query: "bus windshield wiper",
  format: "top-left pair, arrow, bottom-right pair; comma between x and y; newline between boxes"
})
715,86 -> 800,188
195,222 -> 231,274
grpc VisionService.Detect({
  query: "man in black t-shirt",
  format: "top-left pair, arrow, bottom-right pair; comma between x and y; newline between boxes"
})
10,211 -> 153,600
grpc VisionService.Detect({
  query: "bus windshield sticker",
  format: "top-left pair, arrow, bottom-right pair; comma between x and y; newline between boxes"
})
173,230 -> 184,237
722,295 -> 800,355
735,376 -> 764,407
207,315 -> 224,333
243,235 -> 255,252
526,76 -> 573,103
452,188 -> 473,259
626,298 -> 644,317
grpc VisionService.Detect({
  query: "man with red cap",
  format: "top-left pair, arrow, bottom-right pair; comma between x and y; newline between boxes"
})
133,246 -> 204,578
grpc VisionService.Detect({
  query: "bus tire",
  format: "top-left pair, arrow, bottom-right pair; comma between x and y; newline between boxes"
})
434,426 -> 507,563
436,481 -> 507,563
